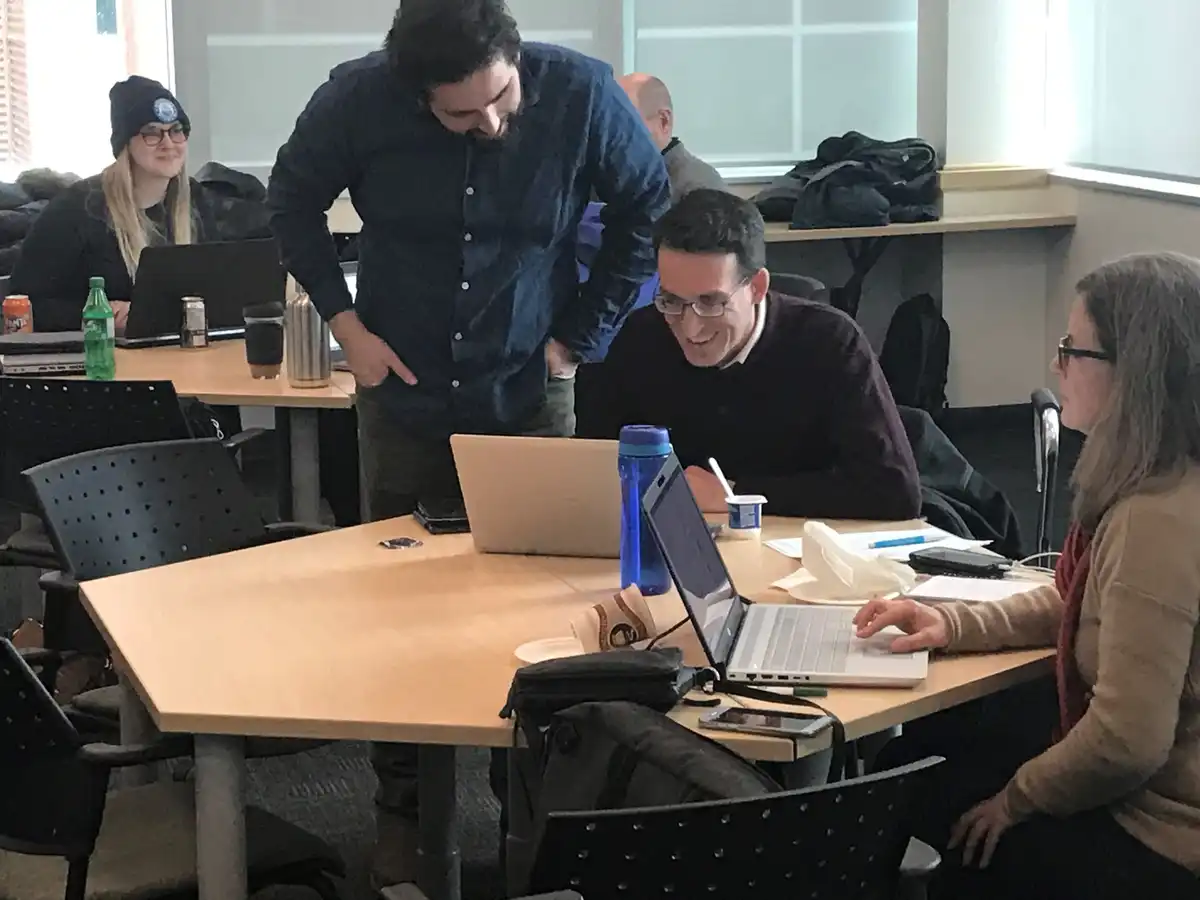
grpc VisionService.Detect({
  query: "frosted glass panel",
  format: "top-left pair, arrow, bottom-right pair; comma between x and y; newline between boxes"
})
207,43 -> 378,166
802,0 -> 918,26
636,0 -> 792,29
634,37 -> 794,161
1061,0 -> 1200,180
800,32 -> 918,151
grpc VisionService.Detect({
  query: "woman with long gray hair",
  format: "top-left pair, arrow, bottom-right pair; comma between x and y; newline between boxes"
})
855,251 -> 1200,898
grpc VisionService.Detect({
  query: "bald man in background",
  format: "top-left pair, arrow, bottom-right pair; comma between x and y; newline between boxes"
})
618,73 -> 727,203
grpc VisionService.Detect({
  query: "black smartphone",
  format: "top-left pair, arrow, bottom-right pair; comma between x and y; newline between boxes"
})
413,498 -> 470,535
699,705 -> 833,739
908,546 -> 1012,579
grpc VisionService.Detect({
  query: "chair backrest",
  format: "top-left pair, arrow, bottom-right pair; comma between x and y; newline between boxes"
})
770,272 -> 829,303
1031,388 -> 1062,555
0,638 -> 107,860
0,378 -> 192,510
529,757 -> 942,900
23,438 -> 268,580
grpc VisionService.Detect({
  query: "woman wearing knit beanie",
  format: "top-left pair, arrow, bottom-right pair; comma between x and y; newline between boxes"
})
10,76 -> 207,333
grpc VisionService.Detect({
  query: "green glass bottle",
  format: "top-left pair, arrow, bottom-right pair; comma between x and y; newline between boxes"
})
82,276 -> 115,381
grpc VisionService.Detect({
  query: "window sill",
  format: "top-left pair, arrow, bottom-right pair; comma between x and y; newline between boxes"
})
1051,167 -> 1200,208
716,165 -> 792,185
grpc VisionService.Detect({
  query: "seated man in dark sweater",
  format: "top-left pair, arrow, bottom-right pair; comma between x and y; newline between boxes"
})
577,189 -> 920,520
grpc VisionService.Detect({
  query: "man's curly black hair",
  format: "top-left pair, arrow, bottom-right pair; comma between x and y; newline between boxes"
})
384,0 -> 521,93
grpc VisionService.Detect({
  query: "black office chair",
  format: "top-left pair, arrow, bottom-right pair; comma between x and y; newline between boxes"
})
770,272 -> 830,303
525,758 -> 943,900
22,438 -> 330,758
1031,388 -> 1062,557
0,638 -> 344,900
0,378 -> 263,572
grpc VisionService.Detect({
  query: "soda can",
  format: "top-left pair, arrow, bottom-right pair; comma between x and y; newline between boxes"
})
2,294 -> 32,334
181,296 -> 208,348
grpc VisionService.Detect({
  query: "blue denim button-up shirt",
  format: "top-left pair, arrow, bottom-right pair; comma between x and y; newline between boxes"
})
268,44 -> 670,438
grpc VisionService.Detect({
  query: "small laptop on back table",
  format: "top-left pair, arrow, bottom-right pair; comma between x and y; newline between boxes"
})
641,453 -> 928,688
119,240 -> 285,348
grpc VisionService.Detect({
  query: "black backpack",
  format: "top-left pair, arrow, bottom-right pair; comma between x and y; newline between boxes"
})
534,701 -> 781,821
880,294 -> 950,418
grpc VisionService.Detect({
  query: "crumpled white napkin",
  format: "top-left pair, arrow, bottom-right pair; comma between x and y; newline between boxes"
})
778,521 -> 918,603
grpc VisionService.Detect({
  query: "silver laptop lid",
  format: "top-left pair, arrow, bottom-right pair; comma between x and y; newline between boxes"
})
641,454 -> 747,669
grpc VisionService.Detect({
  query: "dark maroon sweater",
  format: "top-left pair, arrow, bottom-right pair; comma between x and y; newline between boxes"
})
577,293 -> 921,520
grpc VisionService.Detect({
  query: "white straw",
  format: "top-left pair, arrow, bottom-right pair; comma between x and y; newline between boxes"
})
708,457 -> 735,499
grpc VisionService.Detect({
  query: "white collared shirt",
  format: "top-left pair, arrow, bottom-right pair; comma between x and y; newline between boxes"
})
720,294 -> 768,369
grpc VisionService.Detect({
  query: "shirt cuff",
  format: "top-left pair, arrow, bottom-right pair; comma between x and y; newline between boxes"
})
1001,772 -> 1038,822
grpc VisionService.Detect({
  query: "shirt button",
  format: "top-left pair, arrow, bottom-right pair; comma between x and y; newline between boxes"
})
451,379 -> 460,388
465,186 -> 475,196
464,232 -> 473,242
454,332 -> 463,341
461,281 -> 470,290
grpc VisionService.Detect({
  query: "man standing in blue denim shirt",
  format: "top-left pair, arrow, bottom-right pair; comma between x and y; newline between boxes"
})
267,0 -> 668,887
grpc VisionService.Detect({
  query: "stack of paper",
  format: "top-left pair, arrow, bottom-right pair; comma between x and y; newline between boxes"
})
766,526 -> 991,562
906,574 -> 1047,603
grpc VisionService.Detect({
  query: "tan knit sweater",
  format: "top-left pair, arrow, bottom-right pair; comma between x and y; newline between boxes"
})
938,468 -> 1200,873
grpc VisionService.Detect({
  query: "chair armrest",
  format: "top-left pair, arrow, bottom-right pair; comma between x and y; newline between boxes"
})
1031,387 -> 1060,416
899,837 -> 941,879
263,521 -> 337,542
77,733 -> 194,769
38,569 -> 79,593
222,427 -> 270,452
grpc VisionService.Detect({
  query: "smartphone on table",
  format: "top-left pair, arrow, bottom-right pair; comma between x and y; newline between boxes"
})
413,497 -> 470,535
908,546 -> 1012,579
698,705 -> 833,739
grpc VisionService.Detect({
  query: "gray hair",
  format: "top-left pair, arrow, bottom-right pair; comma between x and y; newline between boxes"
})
1072,251 -> 1200,528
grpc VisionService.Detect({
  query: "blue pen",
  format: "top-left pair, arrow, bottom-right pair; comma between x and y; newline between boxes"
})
869,535 -> 935,550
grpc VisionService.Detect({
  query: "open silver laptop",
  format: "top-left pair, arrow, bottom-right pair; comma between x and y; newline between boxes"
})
642,454 -> 928,687
450,434 -> 621,558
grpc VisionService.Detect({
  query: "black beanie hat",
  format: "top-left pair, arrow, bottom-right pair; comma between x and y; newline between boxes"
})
109,76 -> 191,157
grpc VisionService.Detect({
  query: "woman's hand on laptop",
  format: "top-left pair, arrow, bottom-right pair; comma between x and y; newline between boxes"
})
111,301 -> 130,336
853,597 -> 949,653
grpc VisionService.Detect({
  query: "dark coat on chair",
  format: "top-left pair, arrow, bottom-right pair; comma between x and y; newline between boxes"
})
897,406 -> 1024,560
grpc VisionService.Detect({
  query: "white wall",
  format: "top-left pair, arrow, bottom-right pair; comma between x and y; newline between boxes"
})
1046,187 -> 1200,364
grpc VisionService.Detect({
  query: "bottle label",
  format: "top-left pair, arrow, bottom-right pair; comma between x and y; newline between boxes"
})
84,318 -> 114,340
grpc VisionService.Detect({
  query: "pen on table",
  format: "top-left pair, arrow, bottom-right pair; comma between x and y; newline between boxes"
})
868,535 -> 936,550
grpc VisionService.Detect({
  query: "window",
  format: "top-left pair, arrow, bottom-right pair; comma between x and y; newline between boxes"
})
0,0 -> 171,182
190,0 -> 919,182
1051,0 -> 1200,183
625,0 -> 919,166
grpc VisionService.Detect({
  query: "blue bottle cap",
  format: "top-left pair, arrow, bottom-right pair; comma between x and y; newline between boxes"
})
618,424 -> 672,458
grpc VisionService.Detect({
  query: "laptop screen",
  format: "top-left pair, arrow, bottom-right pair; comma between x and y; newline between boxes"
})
642,457 -> 746,668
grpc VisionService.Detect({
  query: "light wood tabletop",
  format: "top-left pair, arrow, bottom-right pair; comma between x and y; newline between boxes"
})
79,516 -> 1053,763
109,340 -> 356,408
763,211 -> 1077,243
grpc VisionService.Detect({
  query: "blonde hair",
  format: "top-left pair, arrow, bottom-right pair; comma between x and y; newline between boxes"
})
99,148 -> 194,278
1072,252 -> 1200,528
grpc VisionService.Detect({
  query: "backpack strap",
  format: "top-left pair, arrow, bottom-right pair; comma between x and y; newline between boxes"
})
690,670 -> 848,783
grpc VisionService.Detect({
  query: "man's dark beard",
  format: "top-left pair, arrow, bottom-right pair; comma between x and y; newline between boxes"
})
470,98 -> 525,143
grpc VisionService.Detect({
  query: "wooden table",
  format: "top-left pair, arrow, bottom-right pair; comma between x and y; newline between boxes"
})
109,340 -> 356,521
80,517 -> 1053,900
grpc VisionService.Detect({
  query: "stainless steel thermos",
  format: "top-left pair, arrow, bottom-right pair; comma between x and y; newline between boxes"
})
284,284 -> 331,388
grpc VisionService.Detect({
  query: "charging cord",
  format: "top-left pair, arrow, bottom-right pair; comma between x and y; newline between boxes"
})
647,616 -> 689,650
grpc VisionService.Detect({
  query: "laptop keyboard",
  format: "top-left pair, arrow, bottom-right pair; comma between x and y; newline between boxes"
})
760,606 -> 851,674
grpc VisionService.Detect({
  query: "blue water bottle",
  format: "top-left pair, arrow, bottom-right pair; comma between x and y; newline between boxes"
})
618,424 -> 673,595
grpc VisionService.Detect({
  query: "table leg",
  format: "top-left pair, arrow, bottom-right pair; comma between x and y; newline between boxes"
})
418,745 -> 461,900
505,746 -> 538,897
281,407 -> 321,522
835,235 -> 892,319
195,734 -> 248,900
117,674 -> 158,787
